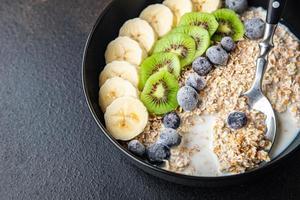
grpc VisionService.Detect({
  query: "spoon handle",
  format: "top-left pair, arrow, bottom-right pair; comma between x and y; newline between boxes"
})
250,0 -> 287,91
259,0 -> 287,59
267,0 -> 287,24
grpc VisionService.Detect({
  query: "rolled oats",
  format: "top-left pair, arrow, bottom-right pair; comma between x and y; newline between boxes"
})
134,8 -> 300,175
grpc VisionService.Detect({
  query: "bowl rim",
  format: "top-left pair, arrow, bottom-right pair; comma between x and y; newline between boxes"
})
82,0 -> 300,181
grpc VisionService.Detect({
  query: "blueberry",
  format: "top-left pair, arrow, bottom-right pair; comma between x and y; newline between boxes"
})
128,140 -> 145,157
159,128 -> 181,147
227,111 -> 248,129
244,18 -> 265,40
225,0 -> 248,14
186,73 -> 206,92
221,37 -> 236,52
163,112 -> 181,129
146,143 -> 170,163
177,86 -> 199,111
206,45 -> 229,66
192,57 -> 213,76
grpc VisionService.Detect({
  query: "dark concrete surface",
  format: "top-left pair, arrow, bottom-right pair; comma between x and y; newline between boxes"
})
0,0 -> 300,199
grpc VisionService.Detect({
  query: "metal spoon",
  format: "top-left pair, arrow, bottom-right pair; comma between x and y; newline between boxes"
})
242,0 -> 287,149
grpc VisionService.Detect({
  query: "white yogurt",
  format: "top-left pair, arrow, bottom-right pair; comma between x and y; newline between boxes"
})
181,115 -> 221,176
181,111 -> 299,176
270,108 -> 300,158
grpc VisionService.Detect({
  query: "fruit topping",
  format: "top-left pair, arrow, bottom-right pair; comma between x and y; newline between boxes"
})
163,111 -> 181,129
153,33 -> 196,67
159,128 -> 182,147
139,52 -> 181,90
104,36 -> 147,65
225,0 -> 248,14
177,86 -> 199,111
99,61 -> 139,88
119,18 -> 157,53
212,9 -> 245,41
140,4 -> 174,37
178,12 -> 219,36
171,26 -> 210,58
244,18 -> 265,40
128,140 -> 146,157
146,143 -> 170,163
163,0 -> 193,25
220,36 -> 236,52
192,56 -> 213,76
99,77 -> 138,112
227,111 -> 248,129
206,45 -> 229,65
141,70 -> 179,115
185,72 -> 206,92
192,0 -> 222,13
104,97 -> 148,141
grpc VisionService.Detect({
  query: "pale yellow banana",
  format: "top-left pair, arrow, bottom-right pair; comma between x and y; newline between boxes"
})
99,77 -> 138,112
104,97 -> 148,141
99,61 -> 139,88
105,36 -> 147,65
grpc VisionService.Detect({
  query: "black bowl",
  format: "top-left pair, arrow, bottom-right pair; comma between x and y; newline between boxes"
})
82,0 -> 300,186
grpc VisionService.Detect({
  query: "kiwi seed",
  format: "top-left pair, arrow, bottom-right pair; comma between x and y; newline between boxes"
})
212,8 -> 245,41
139,52 -> 181,90
140,70 -> 179,115
153,33 -> 196,68
178,12 -> 219,36
170,26 -> 210,58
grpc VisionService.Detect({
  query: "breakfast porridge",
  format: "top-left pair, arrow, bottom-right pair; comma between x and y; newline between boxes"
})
98,0 -> 300,176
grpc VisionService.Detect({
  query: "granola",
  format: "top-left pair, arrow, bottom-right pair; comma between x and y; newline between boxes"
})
136,7 -> 300,175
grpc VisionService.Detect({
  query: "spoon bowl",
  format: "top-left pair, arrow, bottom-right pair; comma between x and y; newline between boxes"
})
242,0 -> 287,151
242,87 -> 277,147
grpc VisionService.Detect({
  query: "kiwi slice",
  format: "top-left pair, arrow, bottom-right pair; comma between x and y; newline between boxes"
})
153,33 -> 196,68
139,52 -> 181,90
141,70 -> 179,115
170,26 -> 210,58
212,9 -> 245,41
178,12 -> 219,36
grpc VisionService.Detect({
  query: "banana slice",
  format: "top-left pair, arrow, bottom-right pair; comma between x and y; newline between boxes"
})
191,0 -> 205,11
202,0 -> 222,13
99,77 -> 138,112
163,0 -> 193,25
139,4 -> 174,37
105,36 -> 147,65
104,97 -> 148,141
119,18 -> 157,53
192,0 -> 221,12
99,61 -> 139,88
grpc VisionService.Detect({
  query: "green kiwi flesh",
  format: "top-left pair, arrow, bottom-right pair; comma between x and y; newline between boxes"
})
178,12 -> 219,36
152,33 -> 196,68
139,52 -> 181,90
140,70 -> 179,115
170,26 -> 210,58
212,9 -> 245,41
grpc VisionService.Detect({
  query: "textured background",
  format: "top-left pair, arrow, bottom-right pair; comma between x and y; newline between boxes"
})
0,0 -> 300,199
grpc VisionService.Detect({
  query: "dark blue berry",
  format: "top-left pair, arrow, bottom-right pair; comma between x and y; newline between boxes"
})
221,36 -> 236,52
227,111 -> 248,129
245,18 -> 265,40
146,143 -> 170,163
186,72 -> 206,92
159,128 -> 181,147
177,86 -> 198,111
163,112 -> 181,129
128,140 -> 145,157
225,0 -> 248,14
192,56 -> 213,76
206,45 -> 229,66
